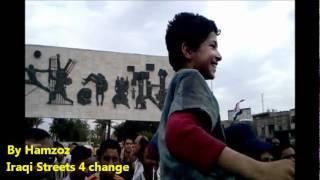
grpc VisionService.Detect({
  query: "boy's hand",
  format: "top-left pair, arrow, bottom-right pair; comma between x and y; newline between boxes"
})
258,159 -> 295,180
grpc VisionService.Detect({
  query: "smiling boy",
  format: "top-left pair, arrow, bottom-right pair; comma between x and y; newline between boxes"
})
156,12 -> 295,180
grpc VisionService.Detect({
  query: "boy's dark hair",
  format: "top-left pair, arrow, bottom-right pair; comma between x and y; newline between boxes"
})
71,145 -> 92,163
24,128 -> 51,141
165,12 -> 220,71
97,139 -> 121,161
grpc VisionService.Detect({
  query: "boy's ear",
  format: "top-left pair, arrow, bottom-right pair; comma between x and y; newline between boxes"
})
181,42 -> 193,61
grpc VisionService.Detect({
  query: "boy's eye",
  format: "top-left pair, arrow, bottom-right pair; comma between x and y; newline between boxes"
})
210,44 -> 217,48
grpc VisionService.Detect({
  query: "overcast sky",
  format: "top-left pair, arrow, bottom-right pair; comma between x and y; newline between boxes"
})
26,1 -> 295,130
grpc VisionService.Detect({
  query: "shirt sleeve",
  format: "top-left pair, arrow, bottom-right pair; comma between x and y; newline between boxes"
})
165,111 -> 226,172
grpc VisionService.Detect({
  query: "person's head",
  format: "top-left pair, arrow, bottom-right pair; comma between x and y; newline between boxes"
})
23,128 -> 55,179
69,145 -> 92,179
144,133 -> 159,162
123,137 -> 134,153
24,128 -> 53,148
279,145 -> 295,161
225,123 -> 273,160
260,151 -> 274,162
53,141 -> 65,162
70,145 -> 92,165
97,139 -> 121,165
165,12 -> 222,79
134,135 -> 149,162
271,137 -> 281,147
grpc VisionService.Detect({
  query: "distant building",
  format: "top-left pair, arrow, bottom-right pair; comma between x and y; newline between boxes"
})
252,109 -> 295,144
222,108 -> 295,145
221,119 -> 252,130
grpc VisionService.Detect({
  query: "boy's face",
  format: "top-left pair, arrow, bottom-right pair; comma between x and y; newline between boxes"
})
188,32 -> 222,80
124,139 -> 134,153
100,149 -> 120,165
99,149 -> 121,178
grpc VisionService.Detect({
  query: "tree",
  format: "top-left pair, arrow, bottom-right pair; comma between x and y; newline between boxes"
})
90,124 -> 104,146
25,117 -> 44,128
92,120 -> 111,145
34,118 -> 44,128
113,121 -> 159,141
89,129 -> 99,146
49,118 -> 90,142
49,118 -> 68,141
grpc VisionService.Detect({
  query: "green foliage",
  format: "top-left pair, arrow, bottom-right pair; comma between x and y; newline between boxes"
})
113,121 -> 159,141
25,117 -> 44,128
49,118 -> 90,142
90,120 -> 108,146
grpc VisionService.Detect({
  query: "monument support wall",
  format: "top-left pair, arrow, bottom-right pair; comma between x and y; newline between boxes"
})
25,45 -> 174,121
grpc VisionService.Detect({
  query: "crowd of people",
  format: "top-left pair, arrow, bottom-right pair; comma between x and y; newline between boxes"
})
225,123 -> 295,163
21,127 -> 160,180
20,124 -> 294,180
